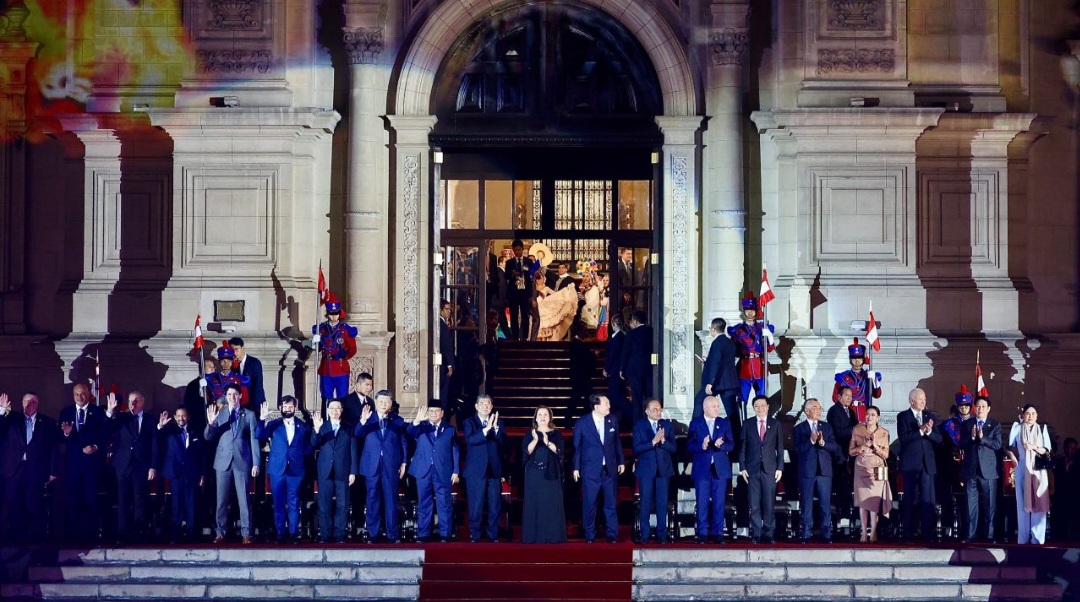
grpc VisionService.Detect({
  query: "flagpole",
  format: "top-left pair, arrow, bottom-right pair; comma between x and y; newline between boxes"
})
94,349 -> 101,406
866,302 -> 873,375
313,262 -> 324,417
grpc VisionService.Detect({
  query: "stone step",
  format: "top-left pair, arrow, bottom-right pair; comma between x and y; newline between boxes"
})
28,564 -> 421,583
633,582 -> 1063,601
58,547 -> 423,566
633,564 -> 1038,584
4,582 -> 419,601
633,547 -> 1015,566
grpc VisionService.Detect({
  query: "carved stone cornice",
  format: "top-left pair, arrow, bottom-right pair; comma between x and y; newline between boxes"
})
709,28 -> 749,66
343,27 -> 384,65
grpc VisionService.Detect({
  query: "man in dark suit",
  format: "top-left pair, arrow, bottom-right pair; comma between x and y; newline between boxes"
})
341,372 -> 375,426
204,384 -> 260,544
407,401 -> 460,542
463,395 -> 506,542
897,387 -> 942,542
620,311 -> 653,424
256,396 -> 312,543
604,315 -> 629,422
961,396 -> 1001,542
794,398 -> 840,543
827,386 -> 859,521
355,390 -> 408,542
573,394 -> 625,543
739,395 -> 784,543
310,400 -> 358,543
182,358 -> 215,435
505,239 -> 534,340
230,337 -> 266,411
59,383 -> 107,543
632,398 -> 676,543
153,406 -> 206,542
696,318 -> 739,427
0,392 -> 60,543
687,396 -> 734,543
438,300 -> 457,411
105,391 -> 157,542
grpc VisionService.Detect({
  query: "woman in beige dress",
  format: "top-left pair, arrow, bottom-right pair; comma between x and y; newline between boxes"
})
849,406 -> 893,542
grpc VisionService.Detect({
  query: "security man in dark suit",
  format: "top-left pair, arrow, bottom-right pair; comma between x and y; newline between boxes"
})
604,315 -> 629,422
341,372 -> 375,426
572,394 -> 625,543
739,395 -> 784,543
896,387 -> 943,542
632,398 -> 676,543
105,391 -> 157,542
696,318 -> 739,425
153,406 -> 206,542
438,301 -> 457,413
961,396 -> 1002,542
794,398 -> 841,543
311,399 -> 358,543
0,392 -> 60,543
504,239 -> 534,340
355,390 -> 408,542
59,383 -> 107,543
620,310 -> 653,423
463,395 -> 507,542
229,337 -> 266,411
688,396 -> 735,543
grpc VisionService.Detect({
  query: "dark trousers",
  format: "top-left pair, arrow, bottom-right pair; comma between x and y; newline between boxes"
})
607,376 -> 629,423
693,475 -> 726,539
746,470 -> 777,539
508,297 -> 530,340
364,468 -> 400,541
639,475 -> 670,541
626,372 -> 653,423
415,473 -> 452,539
466,475 -> 500,541
169,477 -> 198,536
115,466 -> 151,539
965,476 -> 997,541
901,470 -> 937,541
269,473 -> 303,536
317,477 -> 350,541
2,466 -> 49,544
66,460 -> 101,542
582,472 -> 618,540
799,474 -> 833,539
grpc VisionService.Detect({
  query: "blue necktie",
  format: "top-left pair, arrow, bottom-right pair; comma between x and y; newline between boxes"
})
181,427 -> 188,449
26,416 -> 34,444
77,407 -> 85,431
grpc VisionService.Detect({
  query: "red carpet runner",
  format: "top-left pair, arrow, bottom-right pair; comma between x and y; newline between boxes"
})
420,542 -> 634,602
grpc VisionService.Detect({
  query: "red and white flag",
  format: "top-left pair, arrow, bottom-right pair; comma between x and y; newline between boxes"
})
865,302 -> 881,352
193,314 -> 204,351
976,351 -> 989,397
759,262 -> 776,308
317,265 -> 327,305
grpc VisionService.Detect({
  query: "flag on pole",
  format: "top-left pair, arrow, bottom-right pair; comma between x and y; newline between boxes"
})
193,315 -> 204,351
976,351 -> 989,397
759,262 -> 776,308
317,265 -> 327,305
865,302 -> 881,352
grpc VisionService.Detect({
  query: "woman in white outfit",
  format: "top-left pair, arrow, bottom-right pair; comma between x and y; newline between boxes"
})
1007,404 -> 1052,544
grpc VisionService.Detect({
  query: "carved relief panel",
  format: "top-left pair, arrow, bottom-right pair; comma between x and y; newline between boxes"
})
183,0 -> 284,80
804,0 -> 907,81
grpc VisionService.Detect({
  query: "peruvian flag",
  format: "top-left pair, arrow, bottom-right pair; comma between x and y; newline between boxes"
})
317,264 -> 327,305
976,351 -> 989,397
865,302 -> 881,352
193,315 -> 205,351
759,262 -> 776,308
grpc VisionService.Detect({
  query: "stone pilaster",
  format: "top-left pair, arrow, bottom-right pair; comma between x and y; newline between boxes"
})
387,115 -> 437,410
656,116 -> 703,423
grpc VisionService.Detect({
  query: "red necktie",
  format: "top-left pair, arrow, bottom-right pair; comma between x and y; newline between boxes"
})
758,420 -> 766,442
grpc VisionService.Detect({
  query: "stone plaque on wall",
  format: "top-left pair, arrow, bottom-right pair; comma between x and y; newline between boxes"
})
184,167 -> 278,266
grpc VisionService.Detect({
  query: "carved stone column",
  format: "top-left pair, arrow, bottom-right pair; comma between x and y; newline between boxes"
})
343,6 -> 393,388
703,1 -> 750,326
656,116 -> 704,423
387,115 -> 436,410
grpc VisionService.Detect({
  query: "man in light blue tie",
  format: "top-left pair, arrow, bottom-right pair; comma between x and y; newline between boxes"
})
960,396 -> 1001,542
688,396 -> 734,543
633,398 -> 676,543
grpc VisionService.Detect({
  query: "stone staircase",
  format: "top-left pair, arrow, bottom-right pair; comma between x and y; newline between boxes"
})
0,547 -> 421,601
633,547 -> 1064,602
488,340 -> 605,429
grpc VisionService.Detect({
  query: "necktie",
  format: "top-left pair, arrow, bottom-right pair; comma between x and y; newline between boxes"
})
333,423 -> 339,437
811,422 -> 817,436
977,420 -> 984,430
379,417 -> 386,436
916,412 -> 923,425
759,420 -> 766,442
481,419 -> 488,428
181,427 -> 188,449
652,421 -> 658,434
26,416 -> 34,444
77,407 -> 85,431
137,413 -> 142,434
231,410 -> 240,435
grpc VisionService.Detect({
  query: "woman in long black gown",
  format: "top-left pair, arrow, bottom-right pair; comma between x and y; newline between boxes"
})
521,406 -> 567,543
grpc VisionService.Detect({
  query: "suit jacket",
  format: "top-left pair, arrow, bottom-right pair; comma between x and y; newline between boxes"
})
153,423 -> 206,481
555,275 -> 576,291
407,421 -> 460,481
505,256 -> 534,300
238,355 -> 266,408
204,406 -> 260,473
257,418 -> 313,478
604,330 -> 626,376
439,318 -> 455,371
739,416 -> 784,475
463,415 -> 507,480
621,324 -> 653,378
700,335 -> 738,394
573,413 -> 624,479
632,417 -> 676,478
58,403 -> 107,466
826,403 -> 858,451
896,408 -> 942,474
340,393 -> 373,426
355,413 -> 408,478
108,411 -> 155,475
960,417 -> 1002,480
688,416 -> 736,480
0,412 -> 61,481
312,421 -> 359,481
793,420 -> 840,479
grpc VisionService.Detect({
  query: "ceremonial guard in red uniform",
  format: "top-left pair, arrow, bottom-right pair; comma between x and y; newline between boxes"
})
831,338 -> 881,422
313,294 -> 358,403
206,345 -> 251,406
727,293 -> 775,410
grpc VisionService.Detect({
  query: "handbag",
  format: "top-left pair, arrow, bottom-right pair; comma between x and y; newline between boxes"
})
872,465 -> 888,482
1032,424 -> 1053,471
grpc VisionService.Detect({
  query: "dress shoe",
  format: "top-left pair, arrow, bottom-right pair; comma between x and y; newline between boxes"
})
764,537 -> 775,544
291,535 -> 303,545
275,536 -> 286,545
694,536 -> 707,544
241,536 -> 252,545
213,534 -> 225,544
657,537 -> 669,544
585,538 -> 595,544
710,536 -> 725,544
439,537 -> 450,543
606,536 -> 618,544
469,538 -> 481,543
798,537 -> 811,544
821,537 -> 833,544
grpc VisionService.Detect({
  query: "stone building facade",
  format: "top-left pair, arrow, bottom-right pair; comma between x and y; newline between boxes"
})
0,0 -> 1078,438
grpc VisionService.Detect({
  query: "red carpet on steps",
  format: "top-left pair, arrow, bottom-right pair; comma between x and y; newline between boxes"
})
419,542 -> 634,602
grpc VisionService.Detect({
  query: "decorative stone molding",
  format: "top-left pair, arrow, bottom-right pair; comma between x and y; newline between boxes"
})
710,209 -> 747,231
400,153 -> 420,392
196,50 -> 271,74
669,154 -> 691,395
344,27 -> 384,65
709,28 -> 749,66
209,0 -> 259,30
349,354 -> 375,378
829,0 -> 883,30
0,1 -> 30,38
816,48 -> 894,76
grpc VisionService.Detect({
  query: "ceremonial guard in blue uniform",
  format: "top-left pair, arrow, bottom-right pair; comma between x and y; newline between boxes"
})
831,338 -> 881,422
206,345 -> 251,406
727,293 -> 775,410
312,293 -> 358,403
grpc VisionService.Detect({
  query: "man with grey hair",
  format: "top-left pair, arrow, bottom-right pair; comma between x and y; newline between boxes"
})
794,398 -> 840,543
896,387 -> 942,542
106,391 -> 157,542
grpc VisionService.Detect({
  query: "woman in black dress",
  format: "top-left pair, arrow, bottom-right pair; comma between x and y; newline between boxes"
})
521,406 -> 568,543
